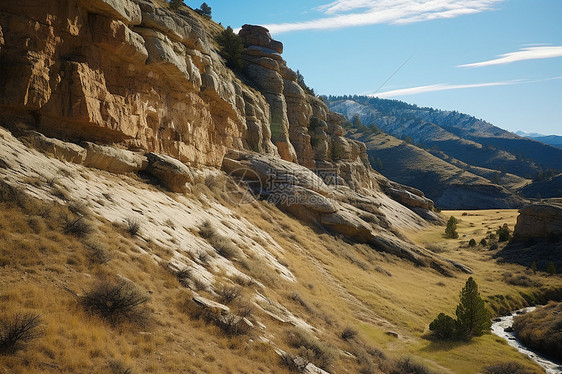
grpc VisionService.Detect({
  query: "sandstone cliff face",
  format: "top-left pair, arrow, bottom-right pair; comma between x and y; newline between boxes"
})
0,0 -> 276,167
1,0 -> 447,270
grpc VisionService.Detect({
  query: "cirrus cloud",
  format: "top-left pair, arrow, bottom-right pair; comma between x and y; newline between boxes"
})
371,76 -> 562,98
259,0 -> 505,34
458,46 -> 562,68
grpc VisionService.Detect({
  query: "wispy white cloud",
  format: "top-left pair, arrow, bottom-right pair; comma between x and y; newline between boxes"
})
458,46 -> 562,68
261,0 -> 504,34
372,80 -> 521,97
371,76 -> 562,97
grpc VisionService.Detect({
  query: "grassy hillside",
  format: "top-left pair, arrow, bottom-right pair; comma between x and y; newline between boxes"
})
1,134 -> 561,373
327,96 -> 562,177
348,130 -> 525,209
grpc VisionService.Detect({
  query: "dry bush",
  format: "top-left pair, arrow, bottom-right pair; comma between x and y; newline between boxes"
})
239,256 -> 277,287
62,214 -> 94,237
482,362 -> 532,374
288,292 -> 313,313
0,312 -> 42,355
286,328 -> 337,371
124,217 -> 141,236
391,356 -> 435,374
83,238 -> 111,264
108,359 -> 134,374
340,327 -> 358,341
502,273 -> 540,287
81,278 -> 149,327
198,220 -> 216,239
280,352 -> 308,372
68,201 -> 89,216
198,221 -> 240,259
210,235 -> 239,259
176,267 -> 192,287
217,285 -> 242,304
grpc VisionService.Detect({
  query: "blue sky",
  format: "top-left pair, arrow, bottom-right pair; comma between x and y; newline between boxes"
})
211,0 -> 562,135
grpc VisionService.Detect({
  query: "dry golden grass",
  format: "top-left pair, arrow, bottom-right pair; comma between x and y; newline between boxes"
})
1,178 -> 560,374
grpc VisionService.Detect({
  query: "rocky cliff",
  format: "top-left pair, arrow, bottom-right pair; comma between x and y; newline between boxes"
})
0,0 -> 277,166
0,0 -> 456,271
495,203 -> 562,270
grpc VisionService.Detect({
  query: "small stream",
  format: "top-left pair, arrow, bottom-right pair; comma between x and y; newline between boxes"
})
491,307 -> 562,374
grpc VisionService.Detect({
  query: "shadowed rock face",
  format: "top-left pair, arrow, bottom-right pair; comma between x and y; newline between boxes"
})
495,203 -> 562,271
513,204 -> 562,240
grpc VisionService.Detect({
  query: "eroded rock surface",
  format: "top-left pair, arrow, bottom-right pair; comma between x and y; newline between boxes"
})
513,204 -> 562,240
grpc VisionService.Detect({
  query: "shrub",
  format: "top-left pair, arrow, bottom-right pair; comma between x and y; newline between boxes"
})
503,273 -> 540,287
81,278 -> 149,326
468,239 -> 476,247
429,313 -> 455,339
482,362 -> 532,374
480,238 -> 487,246
445,216 -> 458,239
199,221 -> 240,259
0,312 -> 42,355
216,26 -> 244,71
211,236 -> 239,259
108,360 -> 133,374
198,220 -> 216,239
280,352 -> 307,372
392,356 -> 434,374
340,327 -> 358,341
83,239 -> 111,264
286,328 -> 336,370
497,224 -> 510,242
217,285 -> 242,304
125,217 -> 141,236
63,215 -> 94,237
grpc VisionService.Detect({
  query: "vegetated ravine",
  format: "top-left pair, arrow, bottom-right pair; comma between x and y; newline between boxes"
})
491,307 -> 562,374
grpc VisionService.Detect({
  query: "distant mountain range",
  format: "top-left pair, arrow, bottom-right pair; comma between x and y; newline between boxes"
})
515,131 -> 562,148
326,96 -> 562,208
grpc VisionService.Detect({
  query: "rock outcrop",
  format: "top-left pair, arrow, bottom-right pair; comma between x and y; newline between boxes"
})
1,0 -> 449,270
495,203 -> 562,271
223,150 -> 463,273
513,204 -> 562,240
0,0 -> 276,167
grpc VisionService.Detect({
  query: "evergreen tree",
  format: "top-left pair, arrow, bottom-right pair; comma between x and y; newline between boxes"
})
468,238 -> 476,247
497,223 -> 510,242
195,2 -> 212,18
547,261 -> 556,276
296,70 -> 315,95
429,313 -> 456,339
445,216 -> 459,239
215,26 -> 244,71
455,277 -> 491,340
351,114 -> 362,128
